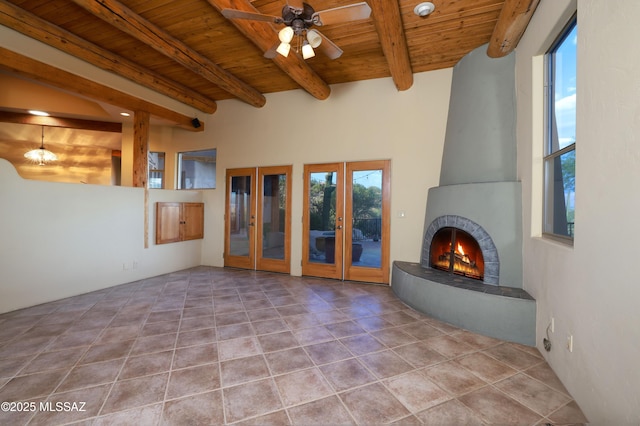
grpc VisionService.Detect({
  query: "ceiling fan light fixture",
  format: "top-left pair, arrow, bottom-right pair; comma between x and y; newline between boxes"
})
276,41 -> 291,57
414,2 -> 435,17
306,29 -> 322,48
302,41 -> 315,59
278,26 -> 294,43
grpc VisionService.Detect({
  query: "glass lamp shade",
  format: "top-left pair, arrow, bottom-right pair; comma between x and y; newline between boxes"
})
276,42 -> 291,57
306,30 -> 322,48
278,26 -> 294,43
302,41 -> 315,59
24,147 -> 58,166
25,126 -> 57,166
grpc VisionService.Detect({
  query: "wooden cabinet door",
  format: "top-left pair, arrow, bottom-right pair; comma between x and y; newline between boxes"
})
183,202 -> 204,241
156,202 -> 182,244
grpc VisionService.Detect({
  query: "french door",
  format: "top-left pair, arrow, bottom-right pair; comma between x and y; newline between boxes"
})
302,160 -> 390,284
224,166 -> 292,273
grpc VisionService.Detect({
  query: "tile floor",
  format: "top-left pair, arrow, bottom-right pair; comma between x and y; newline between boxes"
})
0,267 -> 588,425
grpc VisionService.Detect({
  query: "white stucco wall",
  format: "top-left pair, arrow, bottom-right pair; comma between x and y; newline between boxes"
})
0,159 -> 203,313
517,1 -> 640,423
174,71 -> 453,277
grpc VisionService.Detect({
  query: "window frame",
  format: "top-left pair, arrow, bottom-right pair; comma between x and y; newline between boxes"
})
176,148 -> 217,190
542,15 -> 577,244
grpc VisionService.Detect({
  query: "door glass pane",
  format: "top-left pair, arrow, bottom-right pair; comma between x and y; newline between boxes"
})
262,173 -> 286,260
229,175 -> 251,256
352,169 -> 382,268
308,171 -> 337,264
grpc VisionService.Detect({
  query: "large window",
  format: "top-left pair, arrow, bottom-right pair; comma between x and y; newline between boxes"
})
177,149 -> 216,189
544,17 -> 576,241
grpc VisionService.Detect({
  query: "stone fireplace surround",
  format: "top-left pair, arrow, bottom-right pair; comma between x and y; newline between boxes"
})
390,44 -> 536,346
422,214 -> 499,285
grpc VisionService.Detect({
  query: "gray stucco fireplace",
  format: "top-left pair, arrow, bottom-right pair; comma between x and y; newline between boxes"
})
391,45 -> 536,346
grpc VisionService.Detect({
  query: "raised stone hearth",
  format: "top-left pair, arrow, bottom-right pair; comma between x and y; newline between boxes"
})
392,261 -> 535,345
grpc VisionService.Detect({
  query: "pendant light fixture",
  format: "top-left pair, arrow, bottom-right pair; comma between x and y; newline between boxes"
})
24,126 -> 57,166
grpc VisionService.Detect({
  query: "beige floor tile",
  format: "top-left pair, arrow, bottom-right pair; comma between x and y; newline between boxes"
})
218,336 -> 261,361
220,355 -> 270,387
304,340 -> 352,365
393,341 -> 447,368
0,369 -> 68,401
384,370 -> 451,413
274,367 -> 333,406
339,333 -> 386,355
319,358 -> 376,392
494,373 -> 572,417
455,351 -> 517,383
423,335 -> 476,358
57,358 -> 123,392
222,378 -> 283,423
119,350 -> 173,379
172,342 -> 218,369
422,360 -> 487,396
20,348 -> 84,374
484,342 -> 544,371
0,267 -> 585,425
415,399 -> 485,425
359,350 -> 414,379
340,382 -> 410,424
458,386 -> 542,425
287,395 -> 355,425
95,404 -> 163,426
100,373 -> 168,415
264,347 -> 314,375
257,331 -> 299,353
166,363 -> 220,399
79,340 -> 134,364
162,390 -> 224,425
29,384 -> 111,425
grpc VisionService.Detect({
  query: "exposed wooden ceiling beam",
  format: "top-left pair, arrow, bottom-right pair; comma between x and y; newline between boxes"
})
207,0 -> 330,100
70,0 -> 266,108
487,0 -> 540,57
0,0 -> 217,114
0,47 -> 203,132
0,111 -> 122,132
367,0 -> 413,91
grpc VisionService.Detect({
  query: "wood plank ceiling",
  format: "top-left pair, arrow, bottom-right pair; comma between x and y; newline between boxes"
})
0,0 -> 539,119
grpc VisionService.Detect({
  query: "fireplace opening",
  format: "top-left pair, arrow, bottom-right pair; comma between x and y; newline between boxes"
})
430,227 -> 484,281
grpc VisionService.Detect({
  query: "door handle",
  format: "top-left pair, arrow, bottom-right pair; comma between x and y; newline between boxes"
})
337,225 -> 343,230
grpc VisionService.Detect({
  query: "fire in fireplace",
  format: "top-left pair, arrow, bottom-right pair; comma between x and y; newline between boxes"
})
430,227 -> 484,280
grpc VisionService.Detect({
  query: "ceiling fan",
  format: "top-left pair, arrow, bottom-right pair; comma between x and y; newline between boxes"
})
221,1 -> 372,60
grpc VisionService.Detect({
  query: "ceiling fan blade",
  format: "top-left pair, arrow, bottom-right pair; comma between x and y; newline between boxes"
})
264,42 -> 278,59
315,31 -> 343,60
220,9 -> 282,23
312,2 -> 372,26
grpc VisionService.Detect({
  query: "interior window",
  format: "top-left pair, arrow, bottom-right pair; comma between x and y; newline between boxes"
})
543,16 -> 576,242
177,149 -> 216,189
148,151 -> 165,189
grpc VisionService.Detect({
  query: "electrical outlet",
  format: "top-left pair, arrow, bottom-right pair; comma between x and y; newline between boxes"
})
133,260 -> 138,269
551,317 -> 555,333
566,334 -> 573,352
